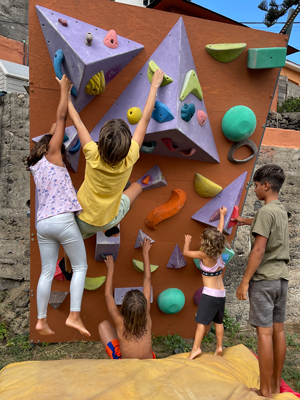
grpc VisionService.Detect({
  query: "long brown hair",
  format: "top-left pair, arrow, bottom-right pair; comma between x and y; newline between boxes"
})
200,227 -> 226,259
120,289 -> 148,341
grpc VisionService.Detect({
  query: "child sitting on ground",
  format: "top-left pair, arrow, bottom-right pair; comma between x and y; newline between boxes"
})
183,206 -> 227,359
98,238 -> 156,359
67,69 -> 164,240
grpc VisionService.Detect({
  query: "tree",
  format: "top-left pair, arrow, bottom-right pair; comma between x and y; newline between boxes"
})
258,0 -> 300,27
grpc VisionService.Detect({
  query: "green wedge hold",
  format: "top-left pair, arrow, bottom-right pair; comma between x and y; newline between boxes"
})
180,70 -> 203,102
84,276 -> 106,290
205,43 -> 246,63
133,259 -> 159,273
147,60 -> 173,87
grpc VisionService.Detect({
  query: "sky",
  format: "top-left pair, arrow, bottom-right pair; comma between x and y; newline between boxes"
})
193,0 -> 300,65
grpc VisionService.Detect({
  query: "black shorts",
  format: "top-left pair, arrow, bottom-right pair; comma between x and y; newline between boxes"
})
195,294 -> 225,325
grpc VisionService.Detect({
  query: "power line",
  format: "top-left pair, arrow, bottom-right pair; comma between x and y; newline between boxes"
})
240,21 -> 300,24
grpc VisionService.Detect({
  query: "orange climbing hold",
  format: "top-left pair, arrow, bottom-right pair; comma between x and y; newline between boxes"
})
103,30 -> 118,49
142,175 -> 150,185
145,189 -> 187,230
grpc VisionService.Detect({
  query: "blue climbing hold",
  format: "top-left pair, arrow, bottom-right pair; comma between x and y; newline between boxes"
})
63,134 -> 69,143
69,138 -> 81,154
181,103 -> 195,122
151,101 -> 174,123
54,49 -> 77,97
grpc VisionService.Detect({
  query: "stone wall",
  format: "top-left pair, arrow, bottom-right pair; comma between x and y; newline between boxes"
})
267,111 -> 300,130
0,0 -> 29,43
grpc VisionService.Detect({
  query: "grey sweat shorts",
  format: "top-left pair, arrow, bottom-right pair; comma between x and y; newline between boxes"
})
248,279 -> 288,328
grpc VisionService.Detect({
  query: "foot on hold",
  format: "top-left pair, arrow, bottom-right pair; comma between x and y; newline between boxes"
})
36,319 -> 55,336
104,226 -> 120,237
214,347 -> 223,356
65,314 -> 91,337
188,348 -> 201,360
59,258 -> 72,281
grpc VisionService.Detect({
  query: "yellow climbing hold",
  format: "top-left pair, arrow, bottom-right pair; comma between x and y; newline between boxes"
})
147,60 -> 173,87
180,70 -> 203,102
133,259 -> 159,273
127,107 -> 142,125
85,71 -> 105,95
194,173 -> 222,197
84,276 -> 106,290
205,43 -> 246,63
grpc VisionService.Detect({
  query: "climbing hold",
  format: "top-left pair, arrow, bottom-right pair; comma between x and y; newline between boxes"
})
180,148 -> 197,157
180,70 -> 203,101
197,110 -> 208,126
247,47 -> 287,69
181,103 -> 195,122
151,101 -> 174,123
63,126 -> 81,172
63,134 -> 69,143
147,60 -> 173,87
227,205 -> 239,229
227,139 -> 257,164
162,138 -> 178,152
221,247 -> 235,265
132,259 -> 159,273
58,18 -> 68,27
103,30 -> 118,49
68,138 -> 81,154
49,291 -> 69,310
95,226 -> 120,261
209,209 -> 220,222
157,288 -> 185,314
85,32 -> 93,46
167,244 -> 187,269
54,259 -> 66,282
127,107 -> 142,125
194,173 -> 222,198
222,106 -> 256,142
141,140 -> 156,154
145,189 -> 187,230
193,287 -> 203,306
84,276 -> 106,290
136,165 -> 167,191
134,229 -> 155,248
57,258 -> 72,281
85,71 -> 105,95
114,287 -> 153,305
54,49 -> 77,97
142,176 -> 150,185
205,43 -> 246,63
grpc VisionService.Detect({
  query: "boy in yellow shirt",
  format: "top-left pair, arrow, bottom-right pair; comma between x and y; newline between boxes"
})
67,69 -> 164,238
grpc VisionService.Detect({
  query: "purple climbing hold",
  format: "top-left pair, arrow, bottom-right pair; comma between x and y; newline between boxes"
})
193,287 -> 203,306
134,230 -> 155,248
136,165 -> 167,191
209,209 -> 220,222
167,244 -> 187,269
95,226 -> 120,261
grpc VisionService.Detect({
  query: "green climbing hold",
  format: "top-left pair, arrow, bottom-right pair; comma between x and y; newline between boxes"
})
247,47 -> 287,69
157,288 -> 185,314
180,70 -> 203,102
222,105 -> 256,142
84,276 -> 106,290
147,60 -> 173,87
132,259 -> 159,273
205,43 -> 246,63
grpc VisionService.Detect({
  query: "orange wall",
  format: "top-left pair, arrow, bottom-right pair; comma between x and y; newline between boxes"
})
281,65 -> 300,85
262,127 -> 300,148
0,35 -> 26,64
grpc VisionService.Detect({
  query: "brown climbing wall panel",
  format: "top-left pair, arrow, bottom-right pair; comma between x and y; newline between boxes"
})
29,0 -> 287,342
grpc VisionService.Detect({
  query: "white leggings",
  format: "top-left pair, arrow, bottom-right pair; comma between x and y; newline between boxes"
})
36,212 -> 87,319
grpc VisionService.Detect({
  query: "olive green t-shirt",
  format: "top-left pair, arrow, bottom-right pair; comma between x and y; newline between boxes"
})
250,200 -> 289,281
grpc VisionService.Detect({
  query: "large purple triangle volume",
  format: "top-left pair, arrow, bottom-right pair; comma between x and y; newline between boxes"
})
36,6 -> 144,112
90,18 -> 219,163
167,244 -> 187,268
191,172 -> 247,234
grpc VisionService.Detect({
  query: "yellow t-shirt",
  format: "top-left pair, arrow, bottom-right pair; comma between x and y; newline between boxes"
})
77,140 -> 140,226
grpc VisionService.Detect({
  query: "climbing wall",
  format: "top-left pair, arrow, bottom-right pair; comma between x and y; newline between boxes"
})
29,0 -> 287,342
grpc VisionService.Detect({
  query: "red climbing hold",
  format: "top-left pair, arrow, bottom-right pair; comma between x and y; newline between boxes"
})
103,30 -> 118,49
197,110 -> 208,127
54,259 -> 66,282
162,138 -> 178,152
58,18 -> 68,27
142,175 -> 150,185
227,205 -> 239,229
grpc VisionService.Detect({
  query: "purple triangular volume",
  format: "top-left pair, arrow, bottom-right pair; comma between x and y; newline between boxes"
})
191,172 -> 247,234
36,6 -> 144,112
90,18 -> 219,163
134,229 -> 155,249
136,165 -> 167,191
167,244 -> 187,268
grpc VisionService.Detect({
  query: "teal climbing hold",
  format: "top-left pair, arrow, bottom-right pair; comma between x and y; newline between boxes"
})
180,70 -> 203,102
63,134 -> 69,143
151,101 -> 174,123
222,106 -> 256,142
157,288 -> 185,314
141,140 -> 156,153
181,103 -> 195,122
247,47 -> 287,69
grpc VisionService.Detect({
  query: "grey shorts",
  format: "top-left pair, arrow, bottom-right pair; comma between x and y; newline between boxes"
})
75,194 -> 130,239
248,279 -> 288,328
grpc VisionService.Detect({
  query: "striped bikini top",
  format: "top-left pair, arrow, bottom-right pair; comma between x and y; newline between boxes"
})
199,255 -> 225,277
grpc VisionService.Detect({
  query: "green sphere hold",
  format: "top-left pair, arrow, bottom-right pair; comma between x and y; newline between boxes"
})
222,105 -> 256,142
157,288 -> 185,314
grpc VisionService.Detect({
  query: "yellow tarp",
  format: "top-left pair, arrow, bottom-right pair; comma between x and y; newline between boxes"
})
0,345 -> 297,400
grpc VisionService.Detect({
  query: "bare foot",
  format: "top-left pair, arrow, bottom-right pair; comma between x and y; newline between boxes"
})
188,348 -> 202,359
36,319 -> 55,335
214,346 -> 223,356
65,314 -> 91,337
271,377 -> 281,394
250,387 -> 272,398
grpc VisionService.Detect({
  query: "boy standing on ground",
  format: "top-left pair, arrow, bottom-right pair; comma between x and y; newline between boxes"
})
235,164 -> 289,398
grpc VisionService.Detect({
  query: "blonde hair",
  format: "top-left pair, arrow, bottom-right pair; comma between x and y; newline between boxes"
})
200,227 -> 226,259
120,289 -> 148,341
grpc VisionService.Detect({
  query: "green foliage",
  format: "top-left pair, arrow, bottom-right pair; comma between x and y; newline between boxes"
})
0,322 -> 8,341
152,334 -> 191,352
223,309 -> 240,338
277,96 -> 300,112
244,336 -> 258,353
258,0 -> 300,27
6,333 -> 31,351
282,363 -> 300,391
286,333 -> 299,348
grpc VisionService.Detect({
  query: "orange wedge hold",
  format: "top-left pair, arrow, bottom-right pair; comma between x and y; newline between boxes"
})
142,175 -> 150,185
145,189 -> 187,230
